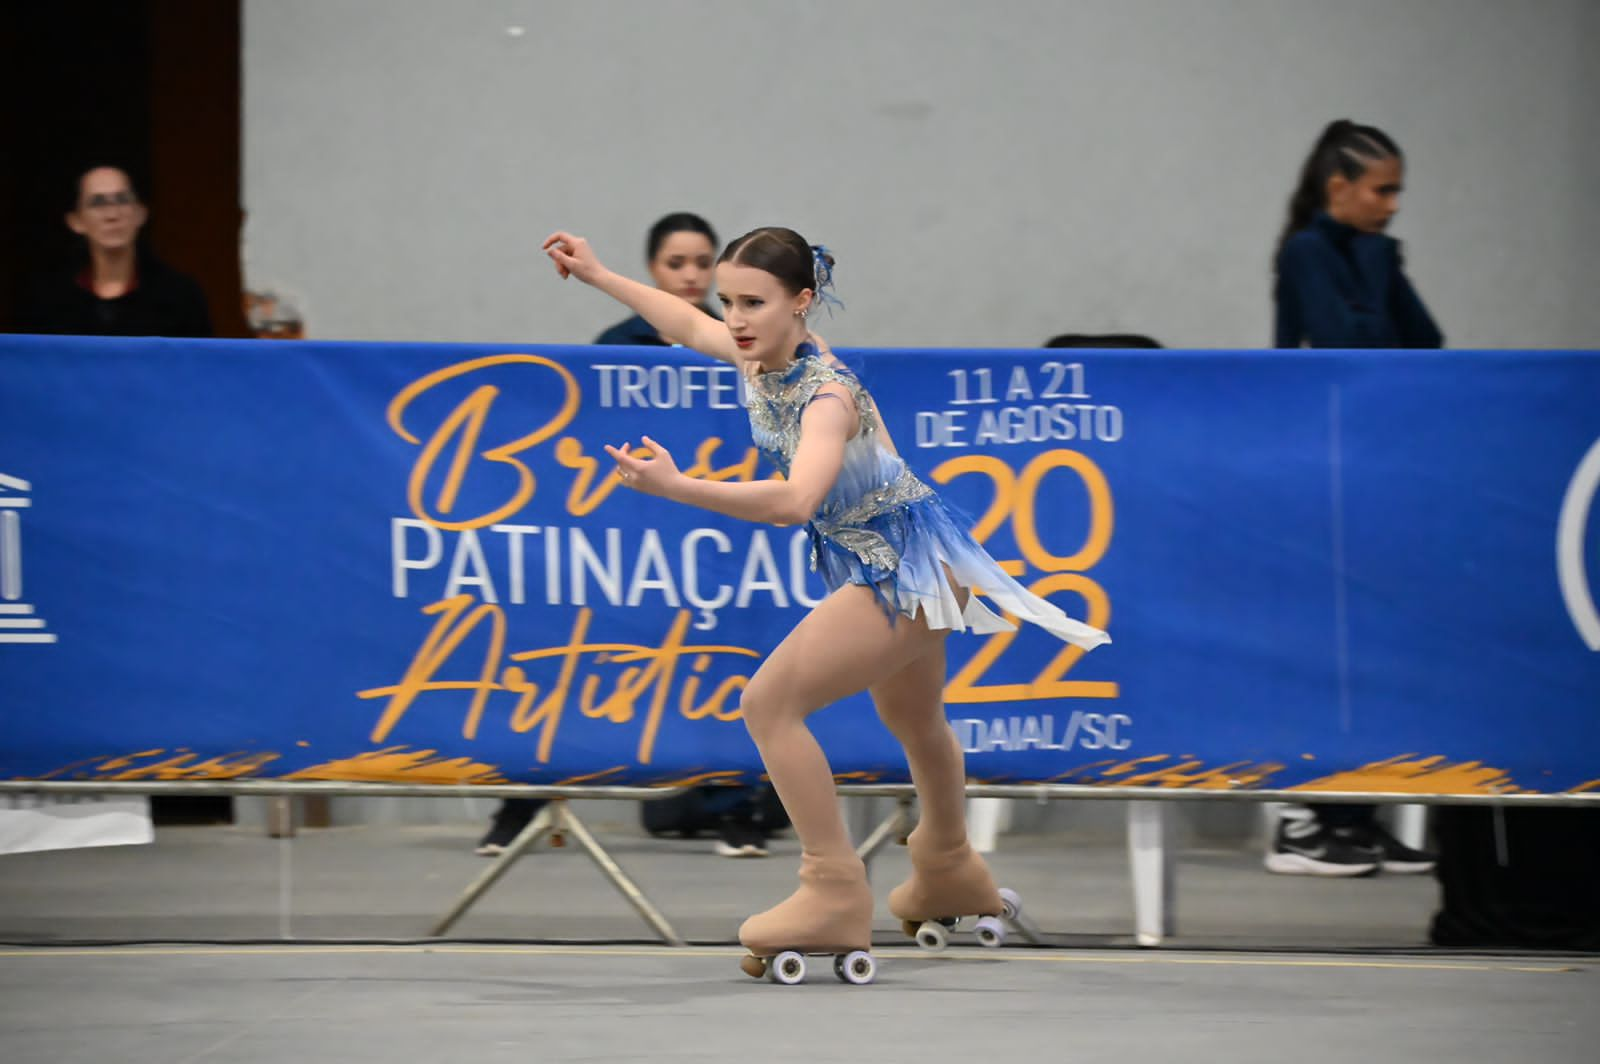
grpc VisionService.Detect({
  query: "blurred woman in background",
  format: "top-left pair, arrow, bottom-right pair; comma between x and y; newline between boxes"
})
1273,119 -> 1442,349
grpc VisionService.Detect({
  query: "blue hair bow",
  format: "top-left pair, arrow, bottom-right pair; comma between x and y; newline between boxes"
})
810,244 -> 846,316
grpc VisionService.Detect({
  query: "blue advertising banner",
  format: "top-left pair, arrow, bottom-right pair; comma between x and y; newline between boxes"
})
1,335 -> 1597,795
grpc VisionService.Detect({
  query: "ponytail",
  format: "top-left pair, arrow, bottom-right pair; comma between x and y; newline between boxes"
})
1275,120 -> 1402,267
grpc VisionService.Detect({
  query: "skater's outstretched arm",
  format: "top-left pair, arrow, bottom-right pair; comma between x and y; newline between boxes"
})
605,384 -> 859,526
544,231 -> 738,363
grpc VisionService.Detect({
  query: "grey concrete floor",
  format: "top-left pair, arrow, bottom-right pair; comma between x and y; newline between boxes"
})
3,823 -> 1596,1063
0,944 -> 1594,1064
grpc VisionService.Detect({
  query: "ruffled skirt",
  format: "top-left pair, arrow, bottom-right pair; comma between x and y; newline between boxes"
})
810,497 -> 1110,650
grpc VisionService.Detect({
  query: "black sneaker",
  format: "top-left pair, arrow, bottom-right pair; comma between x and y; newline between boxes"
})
474,805 -> 535,856
1334,822 -> 1437,874
714,822 -> 769,858
1265,817 -> 1379,877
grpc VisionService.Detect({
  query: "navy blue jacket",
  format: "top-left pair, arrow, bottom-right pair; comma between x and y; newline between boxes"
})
594,314 -> 665,346
1273,212 -> 1443,349
594,307 -> 722,346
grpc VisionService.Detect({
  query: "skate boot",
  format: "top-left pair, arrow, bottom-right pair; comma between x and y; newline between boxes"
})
888,832 -> 1022,951
737,852 -> 876,985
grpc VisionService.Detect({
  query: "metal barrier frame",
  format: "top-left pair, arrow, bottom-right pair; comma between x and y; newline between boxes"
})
0,781 -> 694,944
5,780 -> 1593,805
3,780 -> 1595,947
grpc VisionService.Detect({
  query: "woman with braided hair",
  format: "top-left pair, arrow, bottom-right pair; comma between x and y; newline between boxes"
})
1268,121 -> 1442,879
1274,119 -> 1443,350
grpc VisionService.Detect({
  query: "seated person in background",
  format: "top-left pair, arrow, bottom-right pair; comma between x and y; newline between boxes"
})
593,212 -> 721,346
16,165 -> 212,337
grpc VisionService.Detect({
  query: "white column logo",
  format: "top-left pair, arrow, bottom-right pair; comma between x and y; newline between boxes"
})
0,472 -> 57,644
1557,438 -> 1600,651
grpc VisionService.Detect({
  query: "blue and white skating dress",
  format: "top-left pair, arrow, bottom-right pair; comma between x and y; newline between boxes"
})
745,347 -> 1110,649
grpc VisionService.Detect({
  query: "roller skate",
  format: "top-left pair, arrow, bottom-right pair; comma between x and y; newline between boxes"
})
737,853 -> 877,985
888,832 -> 1023,952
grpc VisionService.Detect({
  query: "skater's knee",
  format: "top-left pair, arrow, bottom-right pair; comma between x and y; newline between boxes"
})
875,704 -> 950,746
873,707 -> 915,744
738,683 -> 792,742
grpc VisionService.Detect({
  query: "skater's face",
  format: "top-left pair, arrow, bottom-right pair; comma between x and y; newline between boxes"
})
1325,155 -> 1403,234
648,230 -> 717,306
716,262 -> 813,368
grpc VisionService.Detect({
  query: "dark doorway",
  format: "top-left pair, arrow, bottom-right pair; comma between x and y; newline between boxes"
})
0,0 -> 247,337
1,1 -> 247,824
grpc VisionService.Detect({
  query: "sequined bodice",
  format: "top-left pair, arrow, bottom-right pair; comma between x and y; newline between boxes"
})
745,352 -> 933,571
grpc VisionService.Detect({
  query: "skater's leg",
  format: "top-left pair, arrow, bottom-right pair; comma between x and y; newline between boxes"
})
869,626 -> 1005,924
737,584 -> 947,953
740,583 -> 946,859
869,641 -> 970,850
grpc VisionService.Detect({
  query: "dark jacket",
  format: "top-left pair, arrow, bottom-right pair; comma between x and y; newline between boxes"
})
594,306 -> 720,346
594,314 -> 666,346
1274,212 -> 1442,349
16,255 -> 213,338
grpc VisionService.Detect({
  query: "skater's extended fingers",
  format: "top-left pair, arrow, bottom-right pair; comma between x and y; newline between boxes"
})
639,435 -> 673,464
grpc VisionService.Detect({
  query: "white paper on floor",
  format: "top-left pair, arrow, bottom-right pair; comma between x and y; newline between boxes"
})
0,795 -> 154,855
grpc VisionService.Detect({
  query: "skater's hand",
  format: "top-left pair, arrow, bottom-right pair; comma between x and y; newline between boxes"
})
605,435 -> 681,498
542,231 -> 606,284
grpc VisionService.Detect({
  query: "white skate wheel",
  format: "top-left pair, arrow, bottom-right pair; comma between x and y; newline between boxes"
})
834,950 -> 876,985
998,887 -> 1022,921
915,920 -> 949,952
974,915 -> 1006,948
770,950 -> 806,985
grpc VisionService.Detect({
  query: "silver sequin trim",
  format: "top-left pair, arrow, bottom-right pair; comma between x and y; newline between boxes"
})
747,360 -> 879,467
828,528 -> 902,571
817,469 -> 934,530
812,470 -> 933,571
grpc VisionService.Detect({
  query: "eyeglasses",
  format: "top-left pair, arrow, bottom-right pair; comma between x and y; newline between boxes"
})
82,192 -> 137,210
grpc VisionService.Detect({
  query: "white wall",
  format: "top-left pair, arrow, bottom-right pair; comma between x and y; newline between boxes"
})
243,0 -> 1599,349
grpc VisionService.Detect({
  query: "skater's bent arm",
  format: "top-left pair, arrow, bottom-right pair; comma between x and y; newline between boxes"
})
665,392 -> 853,524
607,386 -> 856,526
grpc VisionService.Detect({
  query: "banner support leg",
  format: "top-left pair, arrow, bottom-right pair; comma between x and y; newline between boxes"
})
431,800 -> 686,946
1127,800 -> 1176,946
430,803 -> 555,936
558,803 -> 687,947
968,795 -> 1008,854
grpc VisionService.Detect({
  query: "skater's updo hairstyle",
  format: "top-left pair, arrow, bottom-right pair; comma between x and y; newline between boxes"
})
720,227 -> 834,297
1276,120 -> 1401,263
646,212 -> 718,261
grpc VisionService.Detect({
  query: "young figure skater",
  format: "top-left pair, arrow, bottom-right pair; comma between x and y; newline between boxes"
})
543,227 -> 1110,982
